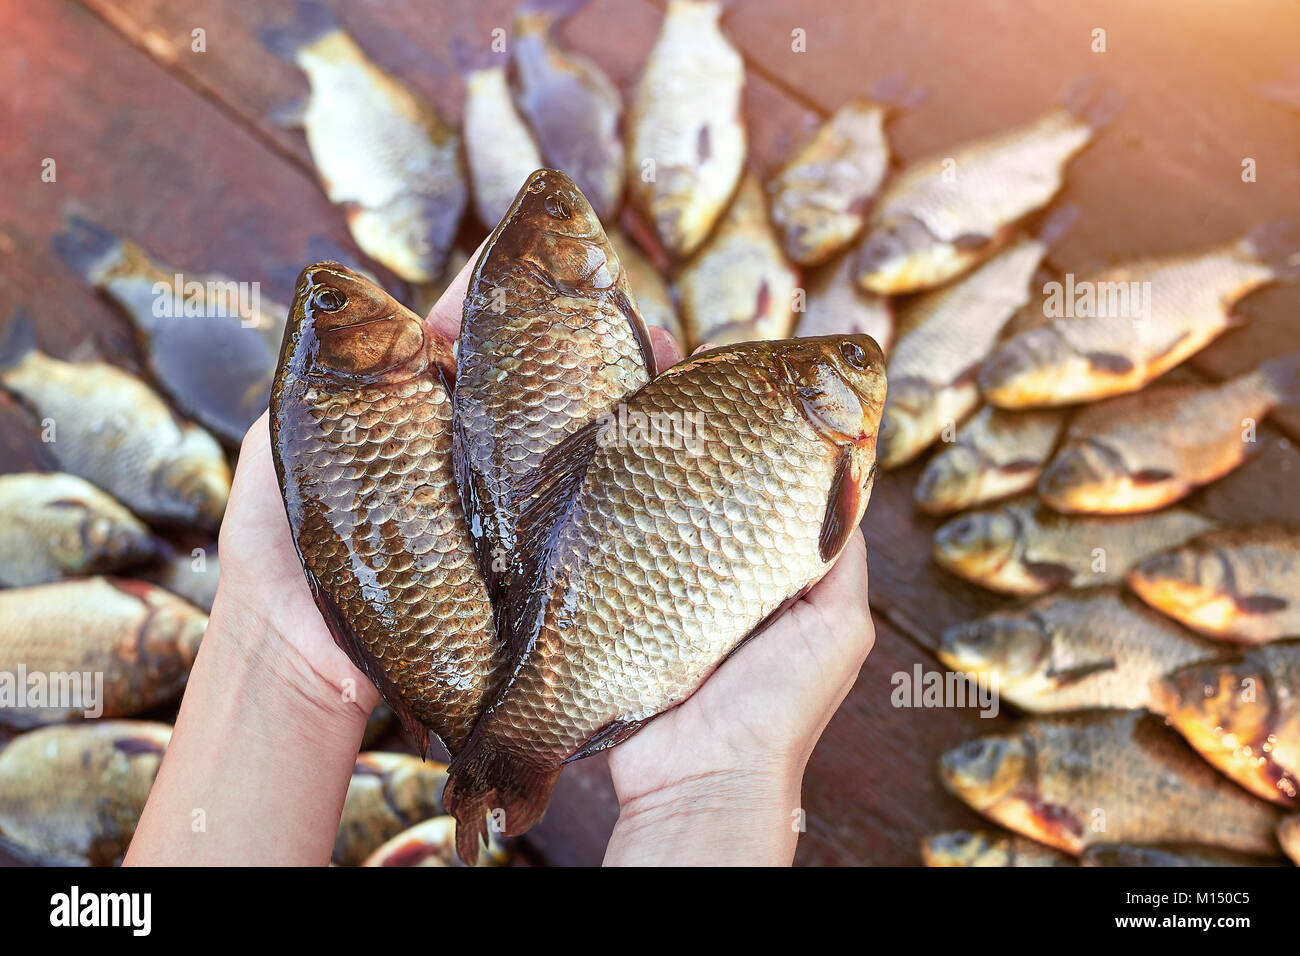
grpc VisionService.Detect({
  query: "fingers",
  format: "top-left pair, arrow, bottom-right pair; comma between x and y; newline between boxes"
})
803,529 -> 874,657
647,326 -> 682,370
425,238 -> 489,342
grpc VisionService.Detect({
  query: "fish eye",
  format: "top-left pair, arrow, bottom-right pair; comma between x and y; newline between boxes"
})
839,340 -> 867,370
544,193 -> 572,220
311,287 -> 347,312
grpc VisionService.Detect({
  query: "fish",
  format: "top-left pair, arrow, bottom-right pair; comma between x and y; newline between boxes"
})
0,314 -> 231,530
444,335 -> 887,863
1150,642 -> 1300,806
1080,844 -> 1282,867
675,172 -> 801,348
0,577 -> 206,726
938,587 -> 1219,712
454,169 -> 654,634
332,752 -> 448,866
139,542 -> 220,613
921,829 -> 1075,866
1127,526 -> 1300,643
980,223 -> 1300,408
1280,816 -> 1300,865
853,86 -> 1109,294
509,1 -> 624,222
462,66 -> 544,229
914,405 -> 1067,515
876,211 -> 1071,468
53,216 -> 286,447
261,1 -> 466,282
626,0 -> 746,259
769,96 -> 892,266
361,816 -> 508,867
932,495 -> 1215,595
608,229 -> 685,348
1038,354 -> 1300,514
795,251 -> 894,354
0,472 -> 156,587
270,262 -> 498,756
938,709 -> 1281,856
0,720 -> 171,865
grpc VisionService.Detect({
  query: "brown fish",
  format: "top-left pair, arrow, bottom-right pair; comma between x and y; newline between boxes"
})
769,97 -> 892,266
361,816 -> 507,867
939,587 -> 1219,713
795,252 -> 893,354
1128,526 -> 1300,643
932,495 -> 1214,595
914,406 -> 1066,515
1080,843 -> 1282,867
454,169 -> 654,632
0,472 -> 156,587
980,223 -> 1300,408
1039,355 -> 1300,514
939,710 -> 1280,856
626,0 -> 746,259
921,829 -> 1075,866
0,720 -> 170,865
1279,816 -> 1300,865
0,315 -> 230,530
675,173 -> 801,349
270,262 -> 497,756
444,335 -> 886,862
463,66 -> 544,228
333,752 -> 448,866
0,577 -> 205,726
1151,642 -> 1300,806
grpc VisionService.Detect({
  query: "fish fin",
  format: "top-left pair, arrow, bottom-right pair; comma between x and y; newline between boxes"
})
1060,75 -> 1125,129
1129,467 -> 1176,485
51,214 -> 123,283
819,446 -> 862,562
612,286 -> 658,378
1036,203 -> 1080,248
1045,659 -> 1116,687
443,744 -> 560,865
1244,220 -> 1300,279
1235,594 -> 1289,615
868,72 -> 928,110
951,232 -> 993,252
1084,351 -> 1135,375
1023,560 -> 1076,590
269,96 -> 309,129
451,411 -> 508,638
1001,458 -> 1042,474
1256,352 -> 1300,406
302,568 -> 435,758
0,309 -> 39,371
565,717 -> 648,763
113,736 -> 169,757
259,0 -> 339,60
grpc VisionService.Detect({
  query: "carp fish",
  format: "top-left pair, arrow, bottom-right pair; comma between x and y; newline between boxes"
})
795,252 -> 894,355
939,709 -> 1280,856
0,577 -> 205,726
921,829 -> 1075,866
939,587 -> 1219,712
0,315 -> 230,530
0,721 -> 171,865
932,495 -> 1215,596
270,262 -> 497,756
980,223 -> 1300,408
463,66 -> 544,229
262,1 -> 466,282
361,815 -> 507,867
333,752 -> 448,866
139,542 -> 220,613
444,335 -> 887,863
1151,642 -> 1300,806
0,472 -> 156,587
626,0 -> 746,259
1039,355 -> 1300,514
1127,526 -> 1300,643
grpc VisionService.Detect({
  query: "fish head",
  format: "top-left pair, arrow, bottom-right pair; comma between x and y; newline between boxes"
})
771,334 -> 888,449
933,507 -> 1021,579
920,830 -> 1009,866
939,613 -> 1049,686
1038,440 -> 1129,509
855,214 -> 970,294
875,375 -> 935,468
1128,545 -> 1233,630
914,443 -> 986,512
1151,657 -> 1274,759
939,733 -> 1030,809
979,327 -> 1073,407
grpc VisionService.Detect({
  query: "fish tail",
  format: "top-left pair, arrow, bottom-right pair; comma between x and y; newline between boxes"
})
1244,220 -> 1300,279
259,0 -> 339,60
1060,75 -> 1125,129
1036,203 -> 1079,248
52,213 -> 123,284
1256,351 -> 1300,407
0,308 -> 39,371
443,741 -> 560,865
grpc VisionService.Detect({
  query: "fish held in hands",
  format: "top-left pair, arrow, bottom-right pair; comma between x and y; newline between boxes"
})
444,335 -> 886,863
270,262 -> 497,756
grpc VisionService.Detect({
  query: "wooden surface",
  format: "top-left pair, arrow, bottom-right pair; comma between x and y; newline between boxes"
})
1,0 -> 1298,866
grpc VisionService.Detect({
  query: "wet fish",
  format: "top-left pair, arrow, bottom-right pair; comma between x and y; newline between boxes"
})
0,472 -> 156,587
454,169 -> 654,633
675,173 -> 800,348
463,66 -> 544,229
921,829 -> 1075,866
333,752 -> 448,866
854,91 -> 1106,294
939,587 -> 1219,712
877,215 -> 1069,468
939,710 -> 1280,856
361,816 -> 507,867
1128,526 -> 1300,643
0,720 -> 170,865
1151,642 -> 1300,806
1280,816 -> 1300,865
139,542 -> 220,613
626,0 -> 746,259
0,578 -> 205,726
915,406 -> 1066,515
510,2 -> 624,222
980,223 -> 1300,407
1039,355 -> 1300,514
609,229 -> 685,348
270,262 -> 497,756
1080,844 -> 1282,867
0,315 -> 231,530
769,97 -> 891,267
262,1 -> 466,282
53,216 -> 286,446
932,495 -> 1215,595
444,335 -> 886,862
795,251 -> 894,354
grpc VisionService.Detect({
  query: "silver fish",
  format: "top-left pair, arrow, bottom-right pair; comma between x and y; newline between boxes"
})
795,251 -> 894,354
463,66 -> 544,228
